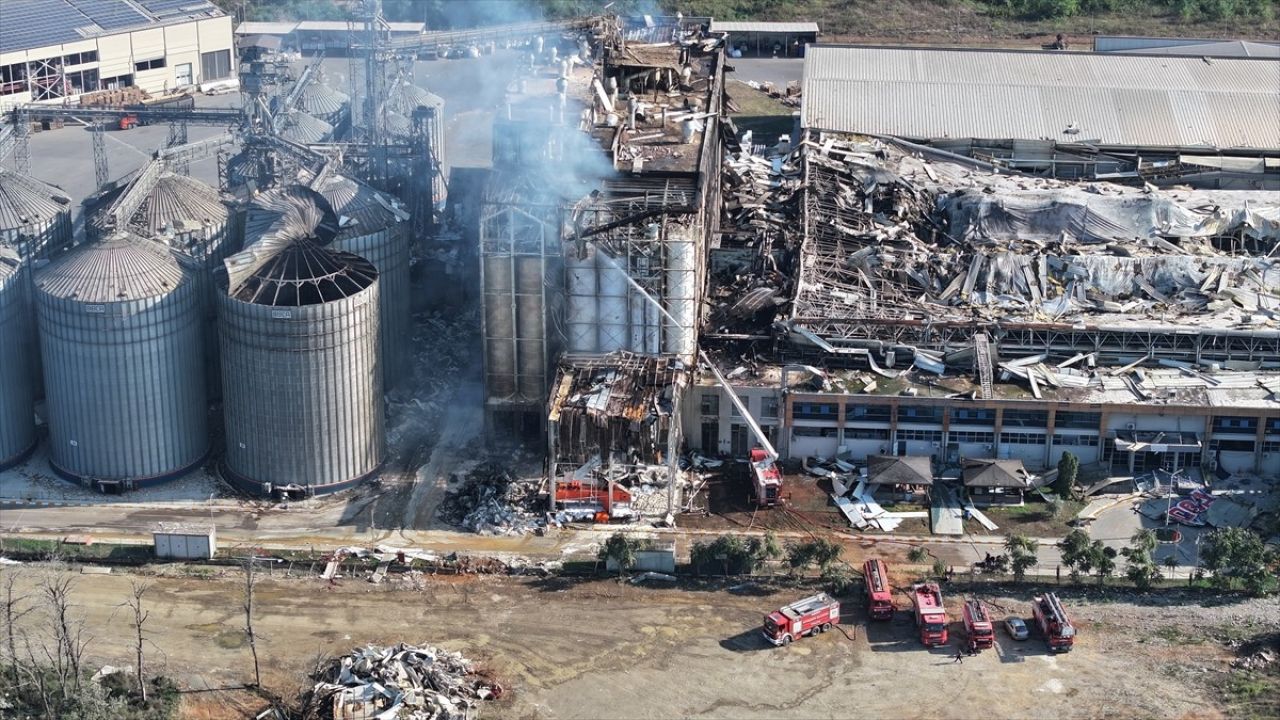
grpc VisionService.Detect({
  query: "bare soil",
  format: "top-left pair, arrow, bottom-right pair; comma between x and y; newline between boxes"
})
5,564 -> 1276,719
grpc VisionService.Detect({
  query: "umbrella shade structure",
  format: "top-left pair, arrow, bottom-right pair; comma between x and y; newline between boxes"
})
866,455 -> 934,486
963,459 -> 1032,488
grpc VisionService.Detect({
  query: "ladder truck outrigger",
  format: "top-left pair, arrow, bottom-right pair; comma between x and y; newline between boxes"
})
699,351 -> 782,506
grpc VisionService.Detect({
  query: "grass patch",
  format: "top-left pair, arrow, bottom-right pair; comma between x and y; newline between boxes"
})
1152,625 -> 1206,645
725,80 -> 794,142
0,536 -> 153,562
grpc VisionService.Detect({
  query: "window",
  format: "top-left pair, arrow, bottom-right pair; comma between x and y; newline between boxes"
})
897,429 -> 943,443
64,68 -> 98,95
950,431 -> 995,444
898,405 -> 943,423
135,57 -> 166,72
1055,411 -> 1101,430
1002,410 -> 1048,428
1053,433 -> 1099,447
793,402 -> 837,421
846,404 -> 891,422
761,396 -> 779,420
63,50 -> 99,66
99,74 -> 133,90
0,62 -> 26,95
1262,441 -> 1280,454
201,49 -> 232,81
1213,416 -> 1257,434
1213,439 -> 1255,453
845,428 -> 889,440
1000,432 -> 1047,445
794,426 -> 838,438
1268,418 -> 1280,434
699,393 -> 719,417
950,408 -> 996,426
729,400 -> 741,417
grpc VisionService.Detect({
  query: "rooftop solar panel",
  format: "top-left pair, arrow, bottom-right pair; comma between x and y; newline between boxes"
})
136,0 -> 216,18
0,0 -> 93,54
68,0 -> 151,31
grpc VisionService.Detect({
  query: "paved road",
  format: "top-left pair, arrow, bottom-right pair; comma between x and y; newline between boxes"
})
727,57 -> 804,88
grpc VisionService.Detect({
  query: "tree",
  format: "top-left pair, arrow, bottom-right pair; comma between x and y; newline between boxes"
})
1005,533 -> 1039,582
906,546 -> 929,565
1201,527 -> 1278,596
125,581 -> 152,703
785,539 -> 842,575
1,569 -> 33,684
1163,554 -> 1179,581
1122,530 -> 1162,590
1087,541 -> 1118,587
242,560 -> 262,688
1055,451 -> 1079,499
598,532 -> 643,575
42,576 -> 90,700
691,534 -> 773,576
1058,529 -> 1092,582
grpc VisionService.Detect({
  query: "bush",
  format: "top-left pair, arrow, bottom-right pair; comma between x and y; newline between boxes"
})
1201,527 -> 1278,596
691,534 -> 775,575
785,539 -> 842,575
1056,452 -> 1079,499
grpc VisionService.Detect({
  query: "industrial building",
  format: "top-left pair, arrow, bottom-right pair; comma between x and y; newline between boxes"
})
234,19 -> 427,55
689,43 -> 1280,489
0,0 -> 236,107
1092,34 -> 1280,58
711,20 -> 819,58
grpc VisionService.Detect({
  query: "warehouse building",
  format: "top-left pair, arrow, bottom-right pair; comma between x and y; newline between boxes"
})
710,21 -> 819,58
234,20 -> 427,55
0,0 -> 235,108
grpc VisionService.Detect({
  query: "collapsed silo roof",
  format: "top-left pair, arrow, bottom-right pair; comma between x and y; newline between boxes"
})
309,172 -> 408,240
36,231 -> 184,303
0,169 -> 72,231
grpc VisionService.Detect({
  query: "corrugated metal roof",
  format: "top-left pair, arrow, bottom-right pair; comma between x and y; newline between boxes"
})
801,45 -> 1280,150
297,82 -> 349,117
0,0 -> 222,54
233,21 -> 298,35
311,174 -> 402,240
0,170 -> 71,232
275,110 -> 334,144
1123,41 -> 1280,59
0,245 -> 19,283
133,173 -> 229,237
709,21 -> 819,33
36,231 -> 185,303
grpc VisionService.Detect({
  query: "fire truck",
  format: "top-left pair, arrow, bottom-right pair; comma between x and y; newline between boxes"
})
962,599 -> 995,652
750,448 -> 781,506
863,558 -> 894,620
911,583 -> 949,646
762,593 -> 841,646
1032,593 -> 1076,653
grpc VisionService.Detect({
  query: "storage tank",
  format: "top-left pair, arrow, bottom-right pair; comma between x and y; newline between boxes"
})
134,172 -> 240,398
275,109 -> 334,144
35,232 -> 208,489
0,168 -> 73,258
311,173 -> 411,384
0,247 -> 36,470
220,192 -> 384,495
386,79 -> 447,206
245,179 -> 409,386
482,254 -> 517,398
295,81 -> 350,127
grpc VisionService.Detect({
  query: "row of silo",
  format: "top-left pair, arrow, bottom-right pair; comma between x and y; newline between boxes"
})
220,189 -> 384,495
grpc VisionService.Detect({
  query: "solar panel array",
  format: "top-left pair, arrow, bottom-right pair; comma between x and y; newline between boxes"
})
0,0 -> 220,54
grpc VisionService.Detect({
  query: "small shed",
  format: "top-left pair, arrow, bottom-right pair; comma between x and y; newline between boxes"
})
605,539 -> 677,574
153,523 -> 217,560
963,459 -> 1032,506
711,21 -> 820,58
866,454 -> 933,501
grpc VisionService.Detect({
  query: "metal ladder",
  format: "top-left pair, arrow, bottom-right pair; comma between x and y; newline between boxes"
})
975,333 -> 994,400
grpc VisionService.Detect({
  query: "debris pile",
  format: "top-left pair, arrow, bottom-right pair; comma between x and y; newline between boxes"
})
437,463 -> 543,535
304,643 -> 501,720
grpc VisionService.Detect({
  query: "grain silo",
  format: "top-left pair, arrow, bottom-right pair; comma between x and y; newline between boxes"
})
0,168 -> 73,258
134,172 -> 240,397
385,78 -> 447,206
35,232 -> 208,490
275,109 -> 335,144
311,172 -> 411,384
296,81 -> 350,128
0,247 -> 36,470
220,191 -> 384,496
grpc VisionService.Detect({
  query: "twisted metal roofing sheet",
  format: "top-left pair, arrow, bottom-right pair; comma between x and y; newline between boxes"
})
36,231 -> 184,303
801,45 -> 1280,150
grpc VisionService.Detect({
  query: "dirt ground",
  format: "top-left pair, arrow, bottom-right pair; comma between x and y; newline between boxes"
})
4,563 -> 1275,720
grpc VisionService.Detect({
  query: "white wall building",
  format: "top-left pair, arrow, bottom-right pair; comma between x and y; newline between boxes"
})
0,0 -> 235,109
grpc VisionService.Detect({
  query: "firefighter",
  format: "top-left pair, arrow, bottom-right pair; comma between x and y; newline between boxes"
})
952,648 -> 965,664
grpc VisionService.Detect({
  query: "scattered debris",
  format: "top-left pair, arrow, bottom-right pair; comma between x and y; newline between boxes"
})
303,643 -> 500,720
437,463 -> 543,535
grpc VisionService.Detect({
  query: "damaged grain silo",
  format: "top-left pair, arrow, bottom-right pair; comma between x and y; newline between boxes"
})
0,247 -> 36,470
245,178 -> 410,386
35,232 -> 209,490
219,190 -> 384,496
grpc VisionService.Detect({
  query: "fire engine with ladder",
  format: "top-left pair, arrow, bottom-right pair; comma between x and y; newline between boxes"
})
864,558 -> 894,620
1032,593 -> 1076,653
962,599 -> 995,652
699,351 -> 782,507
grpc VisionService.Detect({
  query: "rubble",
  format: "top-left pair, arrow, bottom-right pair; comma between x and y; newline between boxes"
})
437,463 -> 544,535
303,643 -> 500,720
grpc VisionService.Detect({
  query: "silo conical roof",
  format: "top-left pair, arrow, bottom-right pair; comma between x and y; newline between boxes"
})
298,82 -> 350,118
37,232 -> 184,303
276,110 -> 334,144
134,173 -> 230,236
311,173 -> 404,240
0,169 -> 71,232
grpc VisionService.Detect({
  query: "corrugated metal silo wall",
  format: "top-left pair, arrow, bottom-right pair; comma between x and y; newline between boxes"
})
0,258 -> 36,468
332,225 -> 410,385
219,282 -> 385,493
37,276 -> 209,484
173,222 -> 240,401
2,204 -> 73,397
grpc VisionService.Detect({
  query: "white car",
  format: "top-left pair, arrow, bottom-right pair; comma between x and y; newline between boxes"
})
1004,616 -> 1030,641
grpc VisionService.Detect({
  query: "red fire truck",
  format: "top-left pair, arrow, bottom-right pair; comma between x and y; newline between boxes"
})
762,593 -> 841,646
1032,593 -> 1076,653
911,583 -> 949,646
750,447 -> 781,506
962,599 -> 995,652
863,558 -> 894,620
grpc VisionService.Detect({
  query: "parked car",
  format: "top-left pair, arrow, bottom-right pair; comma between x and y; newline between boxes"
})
1004,616 -> 1029,640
